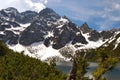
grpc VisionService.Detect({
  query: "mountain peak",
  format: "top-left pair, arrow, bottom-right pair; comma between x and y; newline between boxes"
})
81,22 -> 90,29
39,8 -> 56,15
2,7 -> 19,14
80,22 -> 92,33
5,7 -> 17,10
39,8 -> 60,21
40,8 -> 54,13
0,7 -> 19,18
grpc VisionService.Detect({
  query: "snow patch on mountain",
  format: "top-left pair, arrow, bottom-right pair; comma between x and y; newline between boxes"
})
80,31 -> 107,49
44,31 -> 54,38
56,17 -> 69,28
7,42 -> 64,61
1,22 -> 9,25
8,43 -> 26,53
117,37 -> 120,43
108,31 -> 120,43
58,17 -> 69,23
113,37 -> 120,50
57,25 -> 63,28
0,31 -> 4,35
19,23 -> 31,28
32,44 -> 62,61
5,23 -> 31,35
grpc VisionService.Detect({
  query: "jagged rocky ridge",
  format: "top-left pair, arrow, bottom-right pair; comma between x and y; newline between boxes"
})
0,7 -> 120,61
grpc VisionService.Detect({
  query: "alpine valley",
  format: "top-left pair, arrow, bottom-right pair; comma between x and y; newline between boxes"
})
0,7 -> 120,61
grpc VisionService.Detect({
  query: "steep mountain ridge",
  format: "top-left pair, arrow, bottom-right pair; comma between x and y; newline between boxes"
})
0,7 -> 120,61
99,31 -> 120,57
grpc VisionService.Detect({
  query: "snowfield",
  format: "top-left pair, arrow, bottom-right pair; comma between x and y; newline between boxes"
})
78,31 -> 108,49
7,42 -> 64,61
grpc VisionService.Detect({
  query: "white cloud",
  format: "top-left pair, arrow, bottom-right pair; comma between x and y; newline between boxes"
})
114,3 -> 120,9
44,0 -> 48,4
0,0 -> 46,12
25,0 -> 46,12
40,0 -> 48,4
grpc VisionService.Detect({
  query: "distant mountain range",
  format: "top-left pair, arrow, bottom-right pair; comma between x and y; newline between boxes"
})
0,7 -> 120,61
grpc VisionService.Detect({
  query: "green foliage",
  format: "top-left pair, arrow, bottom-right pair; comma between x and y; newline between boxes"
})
84,49 -> 97,62
76,57 -> 89,80
0,41 -> 7,56
49,58 -> 56,71
75,49 -> 98,62
93,48 -> 119,80
113,43 -> 120,59
0,41 -> 66,80
100,77 -> 106,80
75,50 -> 90,80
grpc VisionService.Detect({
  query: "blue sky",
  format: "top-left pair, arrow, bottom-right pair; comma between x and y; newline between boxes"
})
0,0 -> 120,30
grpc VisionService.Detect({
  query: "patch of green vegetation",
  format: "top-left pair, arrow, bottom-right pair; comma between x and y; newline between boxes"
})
0,41 -> 66,80
93,48 -> 119,80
